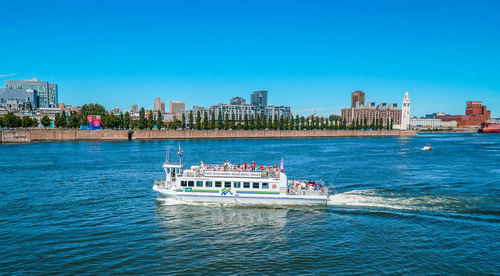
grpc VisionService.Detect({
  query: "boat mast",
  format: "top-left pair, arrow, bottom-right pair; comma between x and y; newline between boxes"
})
177,142 -> 183,166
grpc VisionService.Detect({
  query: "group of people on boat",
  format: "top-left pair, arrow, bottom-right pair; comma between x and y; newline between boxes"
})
289,179 -> 325,193
197,161 -> 282,175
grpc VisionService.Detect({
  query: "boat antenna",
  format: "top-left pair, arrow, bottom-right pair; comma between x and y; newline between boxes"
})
165,146 -> 170,163
177,142 -> 183,165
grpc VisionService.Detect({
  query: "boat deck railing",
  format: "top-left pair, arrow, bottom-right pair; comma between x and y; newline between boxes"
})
288,187 -> 328,197
182,167 -> 281,179
154,180 -> 167,187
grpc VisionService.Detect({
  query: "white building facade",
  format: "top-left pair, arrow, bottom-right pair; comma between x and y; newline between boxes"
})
400,91 -> 411,130
410,118 -> 457,129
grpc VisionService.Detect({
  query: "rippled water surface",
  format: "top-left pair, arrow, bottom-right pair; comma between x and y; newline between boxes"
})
1,133 -> 499,274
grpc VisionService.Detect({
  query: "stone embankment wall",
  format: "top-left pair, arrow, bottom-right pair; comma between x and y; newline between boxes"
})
1,129 -> 416,143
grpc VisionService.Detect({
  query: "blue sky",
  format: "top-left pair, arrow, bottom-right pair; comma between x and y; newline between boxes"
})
1,0 -> 499,117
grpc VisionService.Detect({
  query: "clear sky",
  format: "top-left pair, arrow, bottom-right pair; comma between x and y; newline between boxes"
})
1,0 -> 499,117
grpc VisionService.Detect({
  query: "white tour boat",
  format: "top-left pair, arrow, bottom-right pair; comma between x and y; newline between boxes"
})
153,147 -> 329,205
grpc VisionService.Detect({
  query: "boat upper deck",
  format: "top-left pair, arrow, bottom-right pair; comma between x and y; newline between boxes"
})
181,162 -> 282,179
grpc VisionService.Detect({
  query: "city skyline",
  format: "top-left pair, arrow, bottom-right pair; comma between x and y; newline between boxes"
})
1,0 -> 499,117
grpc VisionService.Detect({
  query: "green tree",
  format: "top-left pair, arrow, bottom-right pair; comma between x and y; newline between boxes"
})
21,116 -> 33,128
224,113 -> 230,130
55,112 -> 67,128
243,114 -> 249,130
0,114 -> 6,128
210,111 -> 216,130
60,111 -> 68,127
124,112 -> 131,129
147,110 -> 155,129
389,118 -> 393,130
196,110 -> 201,130
217,112 -> 223,129
138,108 -> 146,129
157,110 -> 164,130
54,114 -> 60,127
80,103 -> 106,117
249,115 -> 256,130
329,114 -> 341,121
31,117 -> 39,127
68,111 -> 80,128
181,113 -> 186,130
188,111 -> 193,129
231,113 -> 236,129
119,112 -> 125,129
236,114 -> 241,130
267,115 -> 272,130
41,116 -> 51,128
202,111 -> 209,129
171,117 -> 178,129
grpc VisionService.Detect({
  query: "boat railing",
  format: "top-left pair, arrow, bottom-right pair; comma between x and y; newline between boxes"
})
154,180 -> 167,187
288,187 -> 328,197
182,169 -> 280,179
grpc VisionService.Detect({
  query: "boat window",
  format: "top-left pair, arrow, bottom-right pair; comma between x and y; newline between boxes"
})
205,181 -> 213,187
243,182 -> 250,188
215,181 -> 222,187
234,182 -> 241,188
166,168 -> 170,173
262,183 -> 269,189
253,182 -> 260,189
224,182 -> 231,188
188,181 -> 194,187
196,181 -> 203,187
181,181 -> 187,187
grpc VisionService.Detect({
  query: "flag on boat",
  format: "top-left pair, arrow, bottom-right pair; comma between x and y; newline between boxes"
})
280,157 -> 284,173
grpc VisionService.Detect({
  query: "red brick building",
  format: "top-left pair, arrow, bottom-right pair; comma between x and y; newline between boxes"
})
342,90 -> 401,126
436,101 -> 490,127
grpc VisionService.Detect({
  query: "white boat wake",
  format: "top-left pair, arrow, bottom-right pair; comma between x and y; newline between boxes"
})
326,189 -> 482,213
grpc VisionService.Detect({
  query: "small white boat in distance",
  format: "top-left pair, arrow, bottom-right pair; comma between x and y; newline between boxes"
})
153,147 -> 329,205
421,144 -> 433,151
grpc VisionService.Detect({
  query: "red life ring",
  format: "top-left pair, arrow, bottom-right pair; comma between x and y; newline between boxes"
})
272,184 -> 277,189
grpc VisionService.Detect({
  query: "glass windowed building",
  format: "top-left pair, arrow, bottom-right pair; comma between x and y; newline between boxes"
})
251,90 -> 268,108
5,78 -> 58,108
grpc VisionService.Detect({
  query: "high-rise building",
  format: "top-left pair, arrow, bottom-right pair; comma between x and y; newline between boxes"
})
230,96 -> 246,105
170,101 -> 185,114
400,91 -> 411,130
351,90 -> 365,108
154,97 -> 165,112
251,90 -> 268,108
131,104 -> 138,113
5,78 -> 58,108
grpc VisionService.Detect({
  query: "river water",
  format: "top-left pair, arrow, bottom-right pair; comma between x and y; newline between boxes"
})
0,133 -> 498,274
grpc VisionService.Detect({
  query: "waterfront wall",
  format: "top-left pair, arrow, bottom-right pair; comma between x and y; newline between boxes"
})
0,129 -> 416,143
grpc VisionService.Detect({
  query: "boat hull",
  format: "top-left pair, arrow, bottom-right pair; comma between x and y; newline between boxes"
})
479,122 -> 500,133
153,185 -> 327,205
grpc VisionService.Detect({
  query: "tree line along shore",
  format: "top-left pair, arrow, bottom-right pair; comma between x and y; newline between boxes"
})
1,103 -> 395,131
